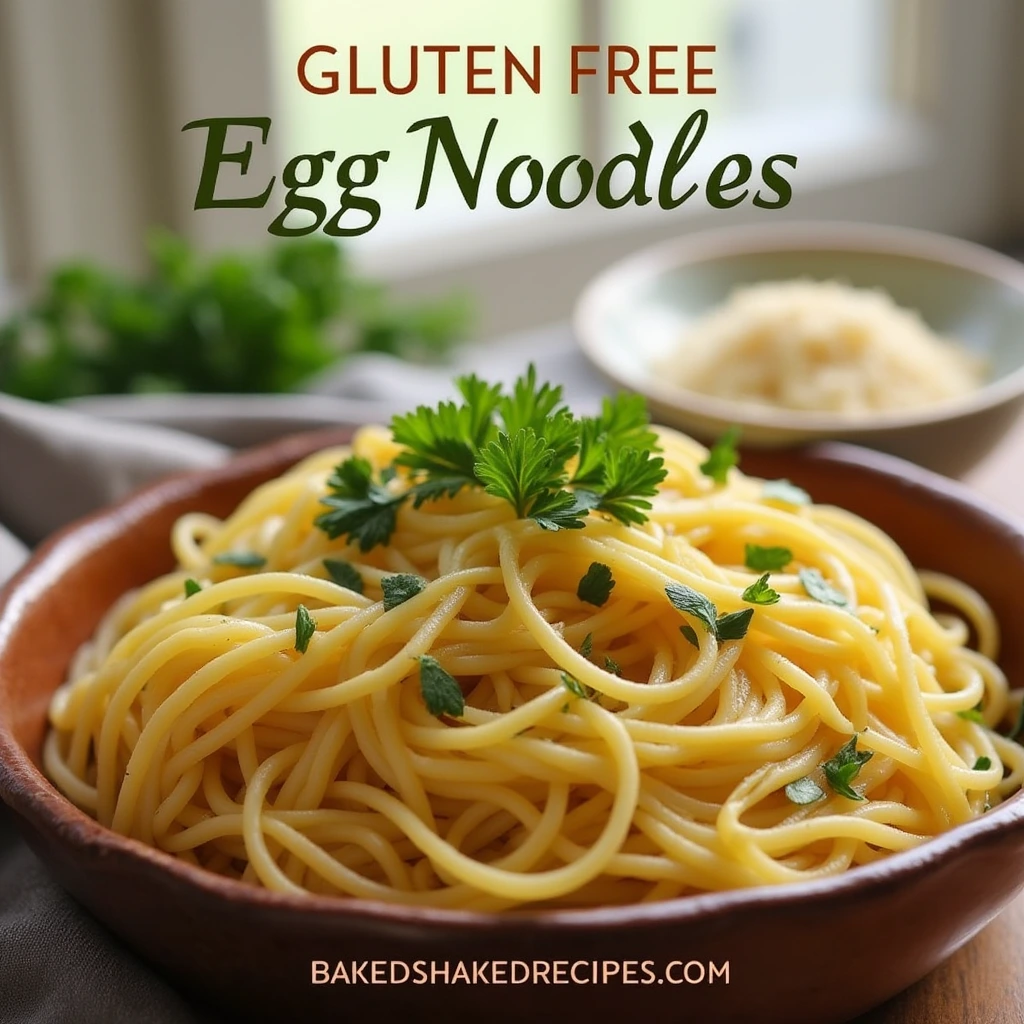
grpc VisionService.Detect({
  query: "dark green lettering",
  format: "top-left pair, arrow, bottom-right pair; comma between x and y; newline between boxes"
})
705,154 -> 752,209
754,155 -> 797,209
408,116 -> 497,209
595,121 -> 653,209
657,110 -> 707,210
181,117 -> 275,209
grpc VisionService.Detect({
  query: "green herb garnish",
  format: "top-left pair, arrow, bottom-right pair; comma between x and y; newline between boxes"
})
699,426 -> 740,484
212,551 -> 266,569
604,655 -> 621,676
763,479 -> 811,507
322,558 -> 364,595
475,427 -> 584,529
785,777 -> 825,805
742,573 -> 781,605
667,583 -> 755,642
314,456 -> 406,553
822,736 -> 873,801
561,672 -> 593,702
183,578 -> 202,598
416,655 -> 465,717
680,624 -> 700,648
573,393 -> 660,488
799,568 -> 848,607
744,544 -> 792,572
958,707 -> 985,725
381,574 -> 427,611
580,633 -> 594,658
665,583 -> 718,634
314,367 -> 667,551
577,562 -> 615,607
715,608 -> 754,641
294,605 -> 316,653
974,756 -> 992,771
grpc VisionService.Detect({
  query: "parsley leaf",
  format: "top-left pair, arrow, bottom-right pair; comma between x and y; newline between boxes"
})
381,574 -> 427,611
699,426 -> 740,484
742,573 -> 781,605
212,551 -> 266,569
315,456 -> 406,551
680,624 -> 700,648
744,544 -> 792,572
715,608 -> 754,641
580,632 -> 594,658
497,366 -> 569,437
294,605 -> 316,653
528,488 -> 589,532
322,558 -> 364,595
573,393 -> 660,487
822,736 -> 873,801
318,368 -> 669,548
416,655 -> 465,717
591,447 -> 667,527
475,428 -> 565,518
561,672 -> 592,701
799,568 -> 848,607
665,583 -> 718,634
958,707 -> 985,725
974,756 -> 992,771
390,375 -> 501,503
604,654 -> 621,675
763,479 -> 811,507
578,562 -> 615,606
183,578 -> 201,598
785,777 -> 825,805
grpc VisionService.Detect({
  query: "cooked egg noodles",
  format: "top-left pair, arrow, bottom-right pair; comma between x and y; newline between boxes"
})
44,425 -> 1024,909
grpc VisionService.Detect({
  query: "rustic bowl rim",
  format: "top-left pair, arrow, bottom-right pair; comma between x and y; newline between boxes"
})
573,220 -> 1024,435
2,429 -> 1024,933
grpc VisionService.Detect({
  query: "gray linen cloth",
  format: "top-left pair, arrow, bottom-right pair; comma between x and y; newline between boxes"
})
0,328 -> 610,1023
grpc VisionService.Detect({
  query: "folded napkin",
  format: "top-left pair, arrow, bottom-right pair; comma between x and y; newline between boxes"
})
0,327 -> 610,1023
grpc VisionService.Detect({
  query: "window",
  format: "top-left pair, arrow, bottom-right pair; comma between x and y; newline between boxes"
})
0,0 -> 1018,337
268,0 -> 903,258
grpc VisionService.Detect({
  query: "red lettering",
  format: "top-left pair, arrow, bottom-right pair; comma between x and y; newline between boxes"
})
649,45 -> 678,94
382,45 -> 417,94
424,45 -> 460,93
297,45 -> 338,94
505,46 -> 540,93
571,45 -> 600,94
349,46 -> 375,94
687,45 -> 716,94
467,45 -> 496,94
607,45 -> 641,94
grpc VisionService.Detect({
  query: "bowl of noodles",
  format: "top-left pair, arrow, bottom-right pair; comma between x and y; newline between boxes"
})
574,222 -> 1024,476
1,370 -> 1024,1024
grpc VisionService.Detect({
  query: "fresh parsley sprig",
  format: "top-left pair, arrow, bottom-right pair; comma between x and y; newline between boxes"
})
577,562 -> 615,607
699,426 -> 740,484
666,582 -> 755,643
314,456 -> 405,552
315,366 -> 668,551
785,735 -> 874,805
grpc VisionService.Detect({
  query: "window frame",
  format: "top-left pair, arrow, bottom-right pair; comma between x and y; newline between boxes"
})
0,0 -> 1019,338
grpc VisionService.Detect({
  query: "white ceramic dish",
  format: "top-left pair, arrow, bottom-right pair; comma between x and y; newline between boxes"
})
573,222 -> 1024,475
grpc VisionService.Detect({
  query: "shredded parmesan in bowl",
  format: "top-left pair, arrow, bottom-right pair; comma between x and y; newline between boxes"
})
660,280 -> 985,415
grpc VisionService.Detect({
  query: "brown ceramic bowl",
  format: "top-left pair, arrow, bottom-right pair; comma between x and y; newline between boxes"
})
2,430 -> 1024,1024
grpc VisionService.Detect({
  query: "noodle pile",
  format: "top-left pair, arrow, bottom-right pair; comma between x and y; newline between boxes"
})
44,423 -> 1024,910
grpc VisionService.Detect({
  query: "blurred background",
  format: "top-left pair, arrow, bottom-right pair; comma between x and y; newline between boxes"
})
0,0 -> 1023,399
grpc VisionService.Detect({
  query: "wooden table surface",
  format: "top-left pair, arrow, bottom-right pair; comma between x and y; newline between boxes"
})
852,412 -> 1024,1024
